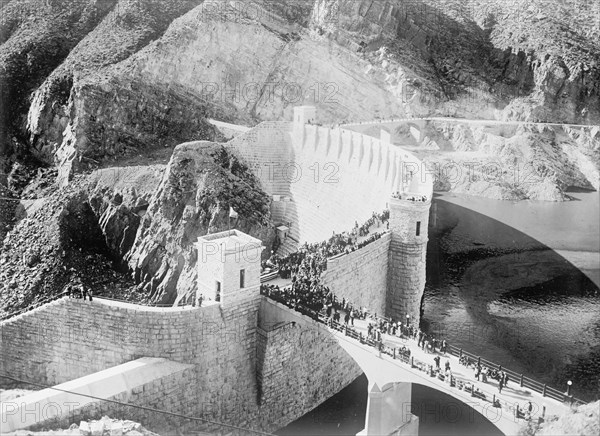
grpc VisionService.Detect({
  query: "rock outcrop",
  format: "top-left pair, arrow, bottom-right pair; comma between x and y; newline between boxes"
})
124,141 -> 274,304
415,121 -> 600,201
520,400 -> 600,436
0,142 -> 273,311
0,0 -> 116,160
0,180 -> 136,315
1,0 -> 597,186
1,0 -> 599,306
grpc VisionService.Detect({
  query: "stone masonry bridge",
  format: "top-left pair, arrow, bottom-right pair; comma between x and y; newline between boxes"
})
259,295 -> 583,436
326,318 -> 575,435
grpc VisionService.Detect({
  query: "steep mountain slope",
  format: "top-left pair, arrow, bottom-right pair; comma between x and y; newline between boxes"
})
0,0 -> 598,306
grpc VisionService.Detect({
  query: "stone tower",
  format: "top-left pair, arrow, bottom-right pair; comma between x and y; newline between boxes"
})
386,178 -> 431,326
196,230 -> 264,308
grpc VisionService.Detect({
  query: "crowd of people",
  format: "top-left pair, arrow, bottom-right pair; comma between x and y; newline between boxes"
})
261,283 -> 545,420
262,210 -> 390,278
391,191 -> 428,202
259,210 -> 550,420
355,210 -> 390,237
64,280 -> 93,301
259,211 -> 394,336
459,356 -> 511,392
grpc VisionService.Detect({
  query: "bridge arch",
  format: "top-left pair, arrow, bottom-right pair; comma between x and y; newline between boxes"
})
394,122 -> 423,145
330,330 -> 523,435
349,122 -> 425,146
364,381 -> 505,436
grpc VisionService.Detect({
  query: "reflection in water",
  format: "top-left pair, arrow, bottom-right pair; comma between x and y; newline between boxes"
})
423,192 -> 600,402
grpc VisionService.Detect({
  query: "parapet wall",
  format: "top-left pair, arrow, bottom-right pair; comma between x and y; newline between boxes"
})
1,295 -> 365,433
0,296 -> 260,432
321,233 -> 392,316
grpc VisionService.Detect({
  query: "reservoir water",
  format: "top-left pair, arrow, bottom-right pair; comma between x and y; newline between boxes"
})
278,190 -> 600,434
423,190 -> 600,403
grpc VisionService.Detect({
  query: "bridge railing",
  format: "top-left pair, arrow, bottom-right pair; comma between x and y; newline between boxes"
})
261,290 -> 588,408
314,313 -> 537,419
357,309 -> 587,406
445,344 -> 586,406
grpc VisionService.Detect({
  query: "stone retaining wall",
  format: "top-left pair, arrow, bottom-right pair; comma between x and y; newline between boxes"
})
321,233 -> 392,316
256,299 -> 363,429
0,295 -> 364,434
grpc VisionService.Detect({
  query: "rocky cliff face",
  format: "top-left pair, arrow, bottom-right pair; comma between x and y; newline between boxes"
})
122,141 -> 274,304
415,121 -> 599,201
0,143 -> 273,311
5,0 -> 599,181
0,0 -> 116,162
1,0 -> 598,306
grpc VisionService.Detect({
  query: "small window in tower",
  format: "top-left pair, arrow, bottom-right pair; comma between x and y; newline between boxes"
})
215,281 -> 221,302
240,269 -> 245,288
416,221 -> 421,236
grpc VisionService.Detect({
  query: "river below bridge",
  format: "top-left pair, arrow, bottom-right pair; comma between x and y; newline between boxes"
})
278,190 -> 599,435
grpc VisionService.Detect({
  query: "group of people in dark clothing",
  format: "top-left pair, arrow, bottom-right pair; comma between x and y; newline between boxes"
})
459,355 -> 510,392
65,281 -> 93,301
262,210 -> 390,278
356,210 -> 390,237
259,208 -> 537,418
260,211 -> 391,319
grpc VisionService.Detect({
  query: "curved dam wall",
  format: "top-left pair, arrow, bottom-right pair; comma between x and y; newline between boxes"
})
227,119 -> 432,244
0,295 -> 360,433
227,113 -> 433,322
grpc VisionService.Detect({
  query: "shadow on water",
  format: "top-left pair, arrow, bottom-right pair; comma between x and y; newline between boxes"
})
423,195 -> 600,402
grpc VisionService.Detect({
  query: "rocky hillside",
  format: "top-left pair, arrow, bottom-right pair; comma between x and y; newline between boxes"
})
0,143 -> 272,313
414,121 -> 599,201
0,0 -> 598,307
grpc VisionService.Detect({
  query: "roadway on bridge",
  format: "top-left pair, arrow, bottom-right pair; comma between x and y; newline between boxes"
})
326,317 -> 573,436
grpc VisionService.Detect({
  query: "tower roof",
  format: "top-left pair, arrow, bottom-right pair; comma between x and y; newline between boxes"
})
197,230 -> 263,255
